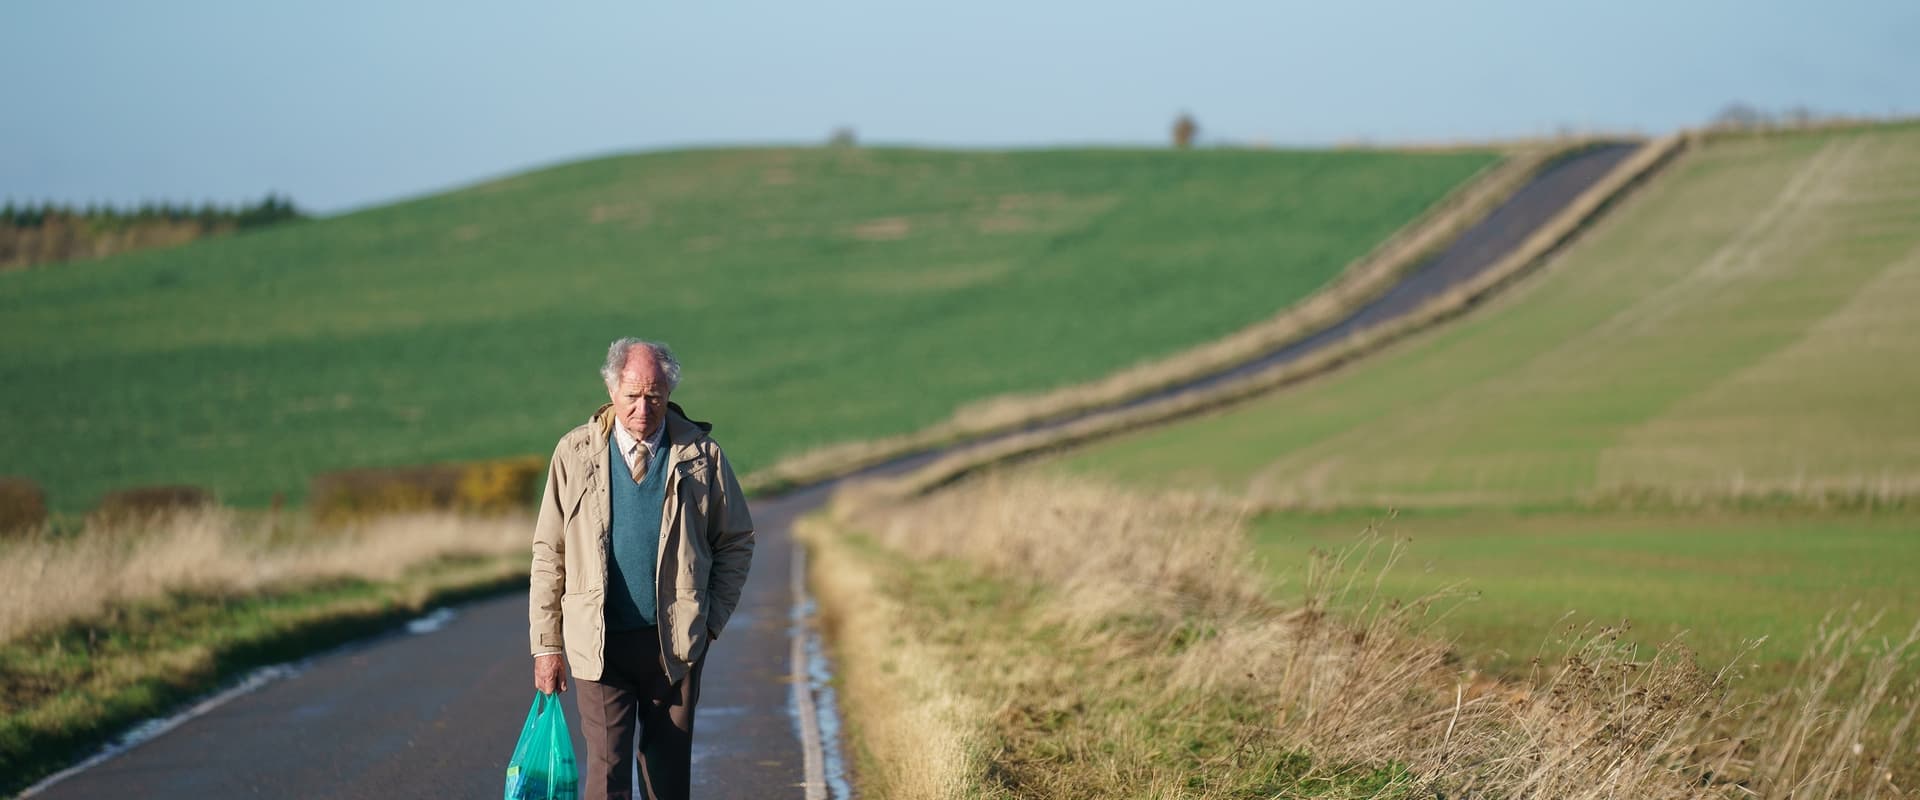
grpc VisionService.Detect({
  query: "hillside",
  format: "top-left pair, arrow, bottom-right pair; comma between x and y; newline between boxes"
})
0,146 -> 1496,511
1046,123 -> 1920,670
1056,124 -> 1920,507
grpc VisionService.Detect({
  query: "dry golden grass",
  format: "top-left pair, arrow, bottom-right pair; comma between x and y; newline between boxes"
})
1,507 -> 530,796
740,142 -> 1571,495
0,508 -> 528,645
811,473 -> 1918,799
803,520 -> 991,799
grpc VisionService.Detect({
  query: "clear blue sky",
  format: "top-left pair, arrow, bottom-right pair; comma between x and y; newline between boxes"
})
4,0 -> 1915,213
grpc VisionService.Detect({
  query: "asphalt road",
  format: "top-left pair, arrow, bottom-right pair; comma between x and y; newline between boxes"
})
25,142 -> 1639,799
29,483 -> 836,799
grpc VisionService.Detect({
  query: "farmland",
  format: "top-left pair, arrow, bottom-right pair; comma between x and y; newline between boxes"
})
1047,123 -> 1920,674
1250,508 -> 1920,681
0,146 -> 1495,511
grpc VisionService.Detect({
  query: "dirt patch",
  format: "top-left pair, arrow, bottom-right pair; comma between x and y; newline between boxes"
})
845,261 -> 1013,295
976,215 -> 1032,235
848,217 -> 912,241
587,202 -> 652,226
993,192 -> 1067,211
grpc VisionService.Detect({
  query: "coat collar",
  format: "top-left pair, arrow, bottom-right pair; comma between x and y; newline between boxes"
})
589,401 -> 711,455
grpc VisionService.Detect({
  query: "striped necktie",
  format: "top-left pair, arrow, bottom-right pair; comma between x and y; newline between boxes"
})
628,440 -> 649,483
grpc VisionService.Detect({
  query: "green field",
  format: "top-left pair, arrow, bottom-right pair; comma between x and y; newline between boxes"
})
0,147 -> 1495,511
1252,508 -> 1919,682
1048,124 -> 1920,674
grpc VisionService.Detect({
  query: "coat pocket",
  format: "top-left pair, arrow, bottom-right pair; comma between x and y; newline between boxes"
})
560,588 -> 604,668
666,587 -> 709,662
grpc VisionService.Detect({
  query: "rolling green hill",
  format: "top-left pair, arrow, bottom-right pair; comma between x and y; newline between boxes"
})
0,146 -> 1495,511
1057,125 -> 1920,505
1048,124 -> 1920,674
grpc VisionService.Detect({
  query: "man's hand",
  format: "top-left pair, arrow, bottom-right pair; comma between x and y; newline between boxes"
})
534,653 -> 568,694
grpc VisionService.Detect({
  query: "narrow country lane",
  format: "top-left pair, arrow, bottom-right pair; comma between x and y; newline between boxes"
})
23,141 -> 1642,800
29,485 -> 838,799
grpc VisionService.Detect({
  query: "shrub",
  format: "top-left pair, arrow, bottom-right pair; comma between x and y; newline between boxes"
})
0,477 -> 48,536
91,484 -> 213,527
1588,482 -> 1916,512
455,455 -> 546,513
310,465 -> 459,523
310,456 -> 545,523
1172,113 -> 1198,149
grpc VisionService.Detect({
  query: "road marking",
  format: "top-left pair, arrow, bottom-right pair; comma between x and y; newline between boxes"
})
18,663 -> 305,797
405,607 -> 458,634
17,605 -> 460,797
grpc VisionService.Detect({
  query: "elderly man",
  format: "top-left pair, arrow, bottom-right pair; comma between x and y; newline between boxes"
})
530,338 -> 755,800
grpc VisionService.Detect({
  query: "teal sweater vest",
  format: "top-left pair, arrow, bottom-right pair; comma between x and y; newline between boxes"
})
605,435 -> 669,631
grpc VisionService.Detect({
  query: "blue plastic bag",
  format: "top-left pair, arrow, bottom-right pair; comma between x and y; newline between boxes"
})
504,692 -> 580,800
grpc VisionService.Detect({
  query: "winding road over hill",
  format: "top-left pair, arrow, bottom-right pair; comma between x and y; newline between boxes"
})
24,142 -> 1639,800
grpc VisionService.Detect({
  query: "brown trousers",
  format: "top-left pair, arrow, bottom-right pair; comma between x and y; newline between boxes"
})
575,627 -> 704,800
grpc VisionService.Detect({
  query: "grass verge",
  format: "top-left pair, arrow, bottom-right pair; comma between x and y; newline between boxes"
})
0,511 -> 528,796
808,473 -> 1918,798
800,503 -> 1417,798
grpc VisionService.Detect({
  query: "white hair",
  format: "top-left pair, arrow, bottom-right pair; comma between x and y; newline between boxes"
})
601,338 -> 682,390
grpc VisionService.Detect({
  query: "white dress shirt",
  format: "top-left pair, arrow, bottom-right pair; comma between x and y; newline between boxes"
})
612,421 -> 666,480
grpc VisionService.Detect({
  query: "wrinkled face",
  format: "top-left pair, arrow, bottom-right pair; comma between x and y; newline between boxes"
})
607,350 -> 671,440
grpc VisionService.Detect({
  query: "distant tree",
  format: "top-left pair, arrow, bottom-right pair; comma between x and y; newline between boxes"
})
1712,102 -> 1769,130
1172,112 -> 1198,149
3,192 -> 306,268
236,192 -> 303,229
828,126 -> 857,148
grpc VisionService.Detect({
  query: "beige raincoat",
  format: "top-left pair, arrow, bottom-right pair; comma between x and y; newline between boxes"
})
528,403 -> 754,684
